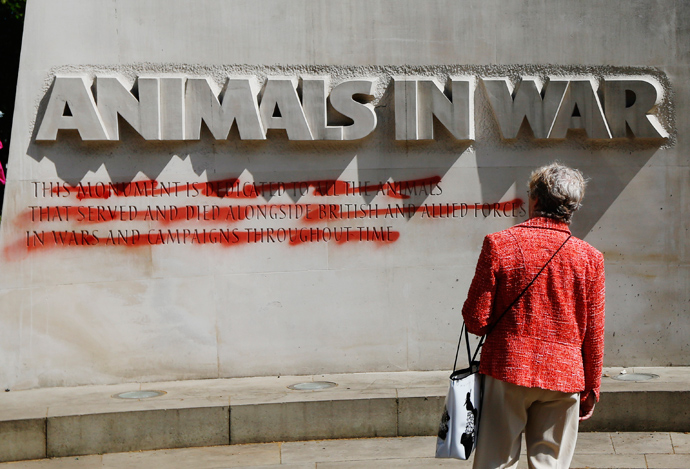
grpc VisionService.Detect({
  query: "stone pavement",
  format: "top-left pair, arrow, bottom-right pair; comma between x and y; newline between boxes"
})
1,368 -> 689,465
1,433 -> 689,468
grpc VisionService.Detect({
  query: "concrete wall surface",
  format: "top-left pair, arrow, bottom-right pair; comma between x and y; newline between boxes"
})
0,0 -> 688,390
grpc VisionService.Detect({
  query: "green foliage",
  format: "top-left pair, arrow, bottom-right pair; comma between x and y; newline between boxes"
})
0,0 -> 26,19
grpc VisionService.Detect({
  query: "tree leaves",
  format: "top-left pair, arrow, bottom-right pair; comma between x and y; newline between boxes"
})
0,0 -> 26,19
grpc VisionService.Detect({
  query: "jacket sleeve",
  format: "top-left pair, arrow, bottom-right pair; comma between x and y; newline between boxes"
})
462,235 -> 500,336
581,254 -> 606,402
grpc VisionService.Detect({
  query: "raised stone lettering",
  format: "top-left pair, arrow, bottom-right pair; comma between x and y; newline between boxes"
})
259,77 -> 313,140
36,76 -> 109,140
160,77 -> 185,140
417,77 -> 473,140
394,77 -> 418,140
604,78 -> 666,138
302,77 -> 343,140
483,78 -> 567,139
329,79 -> 378,140
394,77 -> 473,140
35,73 -> 668,143
549,79 -> 611,139
185,77 -> 265,140
96,76 -> 160,140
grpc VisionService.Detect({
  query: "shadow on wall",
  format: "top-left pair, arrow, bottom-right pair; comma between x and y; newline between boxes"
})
473,138 -> 663,240
471,77 -> 667,239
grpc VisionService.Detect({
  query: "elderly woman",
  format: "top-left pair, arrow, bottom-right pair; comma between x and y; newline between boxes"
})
463,163 -> 605,469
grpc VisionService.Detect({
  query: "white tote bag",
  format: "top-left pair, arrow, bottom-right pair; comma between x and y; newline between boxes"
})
435,324 -> 483,460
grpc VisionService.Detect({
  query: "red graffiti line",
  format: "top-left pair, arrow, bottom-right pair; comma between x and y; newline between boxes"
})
19,204 -> 317,226
142,227 -> 400,245
49,176 -> 443,200
419,199 -> 524,217
11,226 -> 401,256
19,198 -> 524,228
348,176 -> 443,199
50,178 -> 258,200
304,198 -> 525,222
22,205 -> 139,224
287,227 -> 400,245
14,230 -> 102,255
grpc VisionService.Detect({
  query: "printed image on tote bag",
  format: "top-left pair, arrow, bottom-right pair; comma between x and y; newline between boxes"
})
435,363 -> 482,460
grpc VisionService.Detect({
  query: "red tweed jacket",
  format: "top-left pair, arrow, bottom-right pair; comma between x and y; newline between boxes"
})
462,217 -> 605,401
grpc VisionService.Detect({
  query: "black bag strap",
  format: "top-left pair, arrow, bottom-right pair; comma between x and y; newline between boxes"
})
453,234 -> 572,371
452,322 -> 473,372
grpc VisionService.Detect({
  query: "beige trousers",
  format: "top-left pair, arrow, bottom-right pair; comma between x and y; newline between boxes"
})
472,376 -> 580,469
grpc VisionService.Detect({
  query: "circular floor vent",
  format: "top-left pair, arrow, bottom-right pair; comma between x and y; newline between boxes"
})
113,390 -> 166,399
287,381 -> 337,391
611,373 -> 659,382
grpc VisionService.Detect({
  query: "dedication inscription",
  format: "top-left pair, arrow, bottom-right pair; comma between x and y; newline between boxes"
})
19,174 -> 523,252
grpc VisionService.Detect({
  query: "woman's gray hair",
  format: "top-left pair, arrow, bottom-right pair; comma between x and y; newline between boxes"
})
528,162 -> 587,224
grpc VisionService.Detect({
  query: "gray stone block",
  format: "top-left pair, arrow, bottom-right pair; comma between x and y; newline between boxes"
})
580,392 -> 690,432
230,399 -> 397,444
397,396 -> 445,437
47,407 -> 229,458
0,418 -> 46,462
281,436 -> 435,464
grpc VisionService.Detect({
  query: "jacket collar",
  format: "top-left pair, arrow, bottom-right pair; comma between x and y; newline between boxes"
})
515,216 -> 572,234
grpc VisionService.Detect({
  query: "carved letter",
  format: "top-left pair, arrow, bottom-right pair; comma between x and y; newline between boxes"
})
604,79 -> 666,138
549,80 -> 611,139
302,77 -> 343,140
259,77 -> 313,140
36,76 -> 109,140
185,77 -> 265,140
394,77 -> 473,140
160,77 -> 185,140
394,77 -> 418,140
484,78 -> 567,139
417,77 -> 474,140
96,76 -> 160,140
329,79 -> 377,140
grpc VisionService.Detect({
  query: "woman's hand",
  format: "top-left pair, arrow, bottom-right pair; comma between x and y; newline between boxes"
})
579,392 -> 596,421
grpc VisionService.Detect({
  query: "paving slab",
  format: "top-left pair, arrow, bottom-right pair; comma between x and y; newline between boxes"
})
281,436 -> 437,464
230,465 -> 315,469
602,367 -> 690,392
100,443 -> 281,469
0,383 -> 135,421
572,432 -> 615,454
319,371 -> 449,389
670,431 -> 690,453
610,432 -> 674,454
47,391 -> 229,418
316,458 -> 467,468
0,456 -> 102,468
570,454 -> 647,468
227,374 -> 399,407
645,453 -> 690,468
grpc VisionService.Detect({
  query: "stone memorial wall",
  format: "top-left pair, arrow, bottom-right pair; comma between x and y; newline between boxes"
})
0,0 -> 687,390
